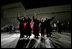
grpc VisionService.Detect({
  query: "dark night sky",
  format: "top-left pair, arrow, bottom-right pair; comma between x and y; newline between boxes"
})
1,0 -> 71,9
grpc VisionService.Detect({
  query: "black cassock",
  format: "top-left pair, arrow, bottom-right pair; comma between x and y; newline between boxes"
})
33,16 -> 40,37
26,18 -> 32,36
17,17 -> 26,37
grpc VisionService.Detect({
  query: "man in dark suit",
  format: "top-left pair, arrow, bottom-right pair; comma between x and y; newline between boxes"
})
45,16 -> 55,37
57,20 -> 62,33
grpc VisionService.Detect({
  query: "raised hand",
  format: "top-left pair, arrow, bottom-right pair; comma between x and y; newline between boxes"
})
17,12 -> 20,18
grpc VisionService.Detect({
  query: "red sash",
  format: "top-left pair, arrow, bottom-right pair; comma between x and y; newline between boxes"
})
24,23 -> 26,29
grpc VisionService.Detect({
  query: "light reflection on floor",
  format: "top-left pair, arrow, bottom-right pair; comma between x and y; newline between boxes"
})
1,32 -> 71,48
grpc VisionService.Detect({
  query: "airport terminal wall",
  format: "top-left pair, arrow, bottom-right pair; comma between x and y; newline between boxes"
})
1,3 -> 71,28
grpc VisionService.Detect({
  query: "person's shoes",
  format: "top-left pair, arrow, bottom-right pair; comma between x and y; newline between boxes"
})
36,37 -> 39,39
20,36 -> 24,38
34,36 -> 39,39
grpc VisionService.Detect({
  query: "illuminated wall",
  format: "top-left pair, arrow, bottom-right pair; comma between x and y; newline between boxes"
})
1,2 -> 25,27
26,4 -> 71,22
1,3 -> 71,28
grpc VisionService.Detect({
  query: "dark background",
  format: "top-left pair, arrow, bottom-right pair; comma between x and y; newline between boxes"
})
1,0 -> 71,9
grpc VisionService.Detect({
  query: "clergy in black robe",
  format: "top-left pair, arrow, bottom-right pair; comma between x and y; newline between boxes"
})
33,16 -> 40,38
26,16 -> 32,38
17,16 -> 26,38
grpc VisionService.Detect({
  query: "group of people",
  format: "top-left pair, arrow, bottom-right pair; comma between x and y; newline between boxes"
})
2,24 -> 15,32
53,20 -> 71,33
17,16 -> 32,38
9,24 -> 15,33
17,13 -> 55,38
40,16 -> 55,37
